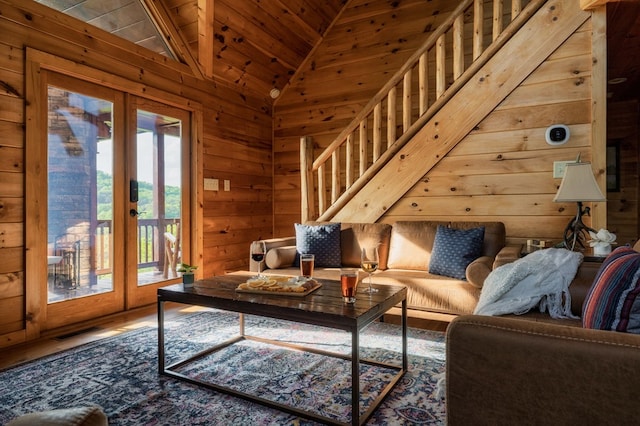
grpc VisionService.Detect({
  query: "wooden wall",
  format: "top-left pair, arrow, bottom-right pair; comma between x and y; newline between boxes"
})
273,0 -> 462,236
273,0 -> 607,248
607,100 -> 639,246
0,0 -> 272,343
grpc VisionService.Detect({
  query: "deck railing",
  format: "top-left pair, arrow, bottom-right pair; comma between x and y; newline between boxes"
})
301,0 -> 542,222
95,219 -> 180,274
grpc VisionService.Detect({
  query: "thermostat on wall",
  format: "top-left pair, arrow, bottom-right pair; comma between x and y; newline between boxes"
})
545,124 -> 570,145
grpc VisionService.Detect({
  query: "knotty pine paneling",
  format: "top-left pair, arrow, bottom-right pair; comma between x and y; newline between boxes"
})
273,0 -> 461,234
607,100 -> 639,246
272,1 -> 605,250
383,23 -> 597,246
0,0 -> 273,346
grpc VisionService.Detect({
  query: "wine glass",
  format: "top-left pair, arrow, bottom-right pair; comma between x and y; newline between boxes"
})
361,246 -> 379,294
251,240 -> 266,277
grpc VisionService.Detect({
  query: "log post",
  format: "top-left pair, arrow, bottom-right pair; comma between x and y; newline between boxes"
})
300,136 -> 315,222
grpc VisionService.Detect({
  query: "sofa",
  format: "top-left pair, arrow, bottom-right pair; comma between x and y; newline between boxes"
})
446,241 -> 640,425
250,221 -> 521,318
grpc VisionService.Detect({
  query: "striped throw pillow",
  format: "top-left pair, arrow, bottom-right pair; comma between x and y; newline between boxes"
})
582,245 -> 640,333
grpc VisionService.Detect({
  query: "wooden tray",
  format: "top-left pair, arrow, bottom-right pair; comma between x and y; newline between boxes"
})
235,280 -> 322,297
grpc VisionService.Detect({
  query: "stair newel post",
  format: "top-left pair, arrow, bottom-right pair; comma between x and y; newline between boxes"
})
318,164 -> 326,216
300,136 -> 316,223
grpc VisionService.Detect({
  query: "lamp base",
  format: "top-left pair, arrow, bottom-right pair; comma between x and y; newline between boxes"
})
562,201 -> 596,251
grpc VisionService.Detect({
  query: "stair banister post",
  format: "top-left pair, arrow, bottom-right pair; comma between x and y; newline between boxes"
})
300,136 -> 315,222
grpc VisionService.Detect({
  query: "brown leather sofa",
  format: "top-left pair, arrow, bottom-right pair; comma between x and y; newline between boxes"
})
446,251 -> 640,425
251,221 -> 521,318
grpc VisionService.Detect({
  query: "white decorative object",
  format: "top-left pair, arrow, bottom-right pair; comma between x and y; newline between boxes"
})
588,229 -> 617,256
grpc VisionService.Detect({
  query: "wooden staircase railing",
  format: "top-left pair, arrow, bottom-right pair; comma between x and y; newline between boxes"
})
301,0 -> 545,222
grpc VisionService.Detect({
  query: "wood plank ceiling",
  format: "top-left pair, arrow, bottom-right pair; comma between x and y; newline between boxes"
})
34,0 -> 638,103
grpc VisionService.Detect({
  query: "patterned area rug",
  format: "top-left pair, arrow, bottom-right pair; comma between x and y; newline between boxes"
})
0,310 -> 446,425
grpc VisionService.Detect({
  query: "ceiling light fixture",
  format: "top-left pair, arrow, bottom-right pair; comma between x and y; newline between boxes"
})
608,77 -> 627,85
269,88 -> 281,99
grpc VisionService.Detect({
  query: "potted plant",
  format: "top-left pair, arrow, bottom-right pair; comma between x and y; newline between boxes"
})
177,263 -> 198,287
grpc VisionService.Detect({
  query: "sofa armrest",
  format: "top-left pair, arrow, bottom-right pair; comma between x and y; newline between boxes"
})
249,237 -> 296,272
465,256 -> 493,288
492,244 -> 522,269
446,315 -> 640,425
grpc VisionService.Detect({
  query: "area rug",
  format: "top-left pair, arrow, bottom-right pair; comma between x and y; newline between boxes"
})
0,309 -> 446,425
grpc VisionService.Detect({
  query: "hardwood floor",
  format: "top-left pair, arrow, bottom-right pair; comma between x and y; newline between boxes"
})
0,303 -> 207,370
0,305 -> 450,371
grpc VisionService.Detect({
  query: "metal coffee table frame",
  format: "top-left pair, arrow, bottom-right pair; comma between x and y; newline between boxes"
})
157,278 -> 407,426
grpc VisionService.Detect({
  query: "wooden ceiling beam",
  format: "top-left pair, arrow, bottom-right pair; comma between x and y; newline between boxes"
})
198,0 -> 215,79
141,0 -> 205,80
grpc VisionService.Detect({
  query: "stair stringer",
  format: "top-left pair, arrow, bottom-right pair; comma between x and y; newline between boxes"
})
330,0 -> 591,224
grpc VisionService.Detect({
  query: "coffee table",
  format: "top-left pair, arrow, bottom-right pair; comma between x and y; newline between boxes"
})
157,272 -> 407,426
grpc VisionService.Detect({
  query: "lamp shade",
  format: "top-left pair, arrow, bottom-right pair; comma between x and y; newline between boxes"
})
553,162 -> 605,202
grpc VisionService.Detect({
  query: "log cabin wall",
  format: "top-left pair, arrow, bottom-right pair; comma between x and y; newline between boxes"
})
607,100 -> 639,246
274,0 -> 463,236
273,0 -> 605,247
0,0 -> 272,343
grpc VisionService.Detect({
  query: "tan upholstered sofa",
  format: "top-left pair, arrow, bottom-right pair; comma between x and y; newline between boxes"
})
446,243 -> 640,424
250,221 -> 520,318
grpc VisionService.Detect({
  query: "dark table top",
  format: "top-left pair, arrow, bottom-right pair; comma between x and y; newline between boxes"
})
158,272 -> 407,331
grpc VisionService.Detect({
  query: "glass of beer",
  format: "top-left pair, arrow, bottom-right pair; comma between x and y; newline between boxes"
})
300,253 -> 314,278
340,268 -> 359,304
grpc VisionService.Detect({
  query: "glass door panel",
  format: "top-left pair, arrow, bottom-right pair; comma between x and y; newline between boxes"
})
135,110 -> 182,285
47,87 -> 114,302
44,72 -> 126,330
126,97 -> 191,308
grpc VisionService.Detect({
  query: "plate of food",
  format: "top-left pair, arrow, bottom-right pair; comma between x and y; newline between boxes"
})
236,275 -> 321,296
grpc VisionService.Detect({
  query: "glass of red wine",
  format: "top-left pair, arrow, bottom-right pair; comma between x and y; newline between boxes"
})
251,240 -> 266,277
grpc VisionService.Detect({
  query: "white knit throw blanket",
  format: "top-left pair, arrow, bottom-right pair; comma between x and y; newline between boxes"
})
474,248 -> 583,319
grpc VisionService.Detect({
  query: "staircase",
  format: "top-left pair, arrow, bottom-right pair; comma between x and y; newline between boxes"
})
300,0 -> 590,223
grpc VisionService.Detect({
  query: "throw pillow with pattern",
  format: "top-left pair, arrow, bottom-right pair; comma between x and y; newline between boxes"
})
294,223 -> 342,268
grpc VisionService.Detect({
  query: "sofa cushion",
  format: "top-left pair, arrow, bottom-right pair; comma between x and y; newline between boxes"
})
265,245 -> 297,269
582,245 -> 640,333
294,223 -> 342,267
429,225 -> 485,280
340,222 -> 392,270
387,221 -> 447,270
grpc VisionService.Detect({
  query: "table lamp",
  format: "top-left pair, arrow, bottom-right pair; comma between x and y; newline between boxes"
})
553,161 -> 605,251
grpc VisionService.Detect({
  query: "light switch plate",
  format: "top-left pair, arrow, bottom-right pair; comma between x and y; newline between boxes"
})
553,161 -> 575,179
224,180 -> 230,191
204,178 -> 219,191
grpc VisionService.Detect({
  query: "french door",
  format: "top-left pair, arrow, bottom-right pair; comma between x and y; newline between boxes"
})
38,72 -> 191,330
126,97 -> 191,308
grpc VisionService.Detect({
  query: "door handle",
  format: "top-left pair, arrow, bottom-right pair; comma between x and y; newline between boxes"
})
129,209 -> 139,217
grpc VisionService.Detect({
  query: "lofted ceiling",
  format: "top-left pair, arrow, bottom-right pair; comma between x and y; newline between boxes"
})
34,0 -> 638,104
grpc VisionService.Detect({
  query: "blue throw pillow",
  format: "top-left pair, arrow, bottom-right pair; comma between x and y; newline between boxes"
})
294,223 -> 342,268
429,225 -> 485,280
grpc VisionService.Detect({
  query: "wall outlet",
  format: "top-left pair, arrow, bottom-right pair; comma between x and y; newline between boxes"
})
553,161 -> 575,179
204,178 -> 219,191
